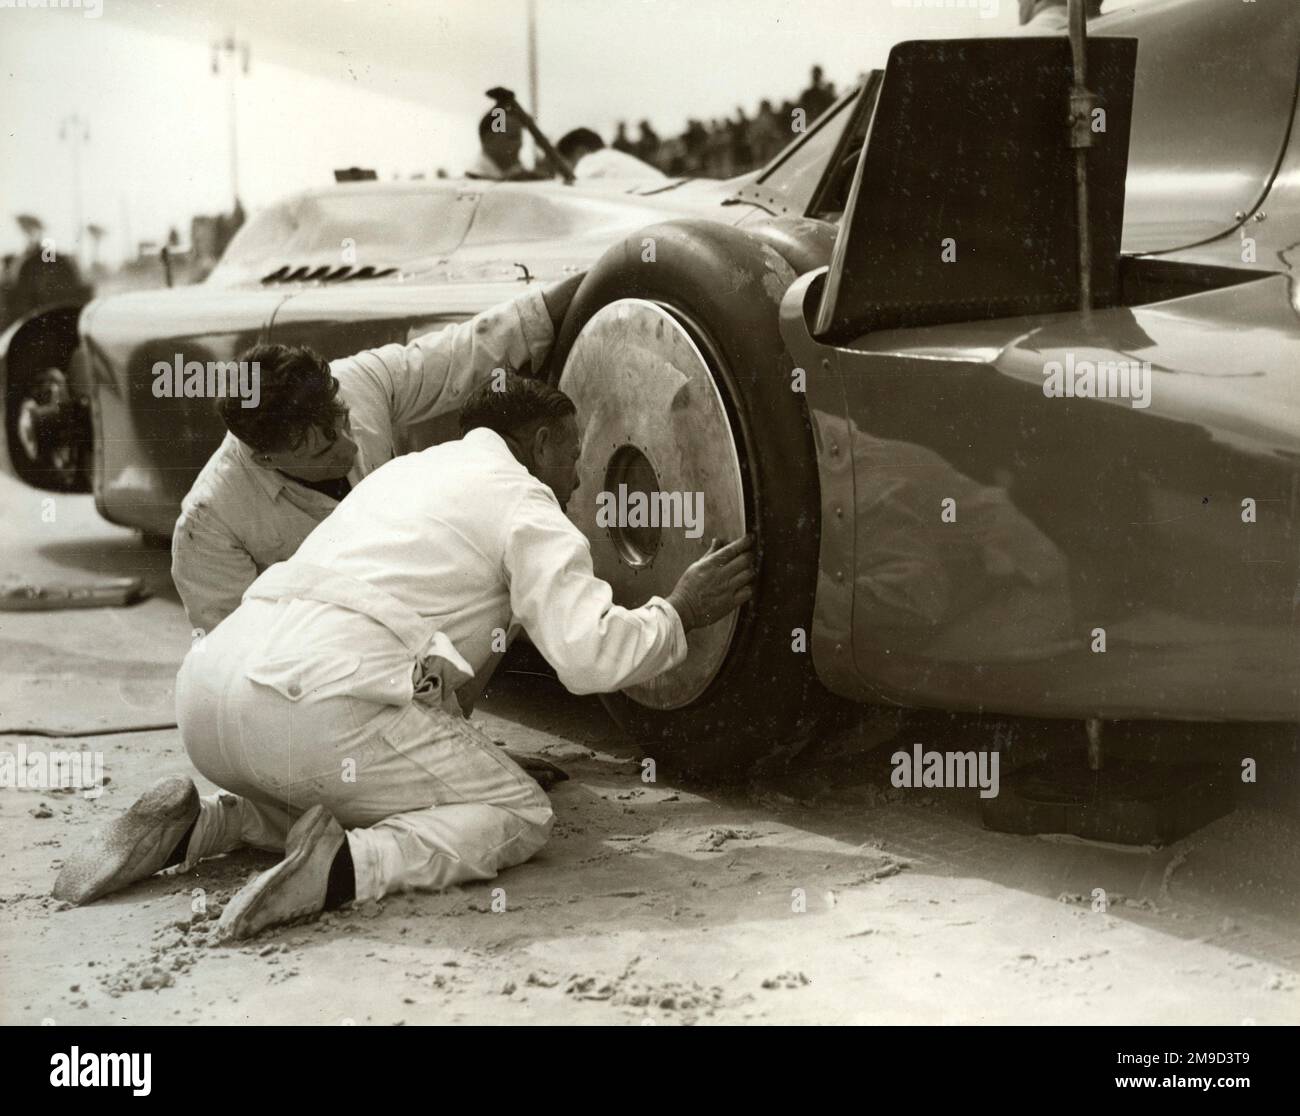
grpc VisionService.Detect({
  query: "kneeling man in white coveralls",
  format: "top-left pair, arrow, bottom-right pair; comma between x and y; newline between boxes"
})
54,374 -> 755,939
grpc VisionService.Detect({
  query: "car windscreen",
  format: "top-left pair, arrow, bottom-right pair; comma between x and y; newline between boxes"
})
216,189 -> 472,276
747,92 -> 859,215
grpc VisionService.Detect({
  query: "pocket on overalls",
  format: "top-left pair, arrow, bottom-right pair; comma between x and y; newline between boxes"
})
246,653 -> 361,702
241,654 -> 373,796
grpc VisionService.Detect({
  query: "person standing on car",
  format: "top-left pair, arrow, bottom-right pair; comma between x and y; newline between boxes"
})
465,108 -> 544,180
171,275 -> 583,635
55,375 -> 756,939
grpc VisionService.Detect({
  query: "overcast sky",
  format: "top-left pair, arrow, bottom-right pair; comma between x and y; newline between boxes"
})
0,0 -> 1143,264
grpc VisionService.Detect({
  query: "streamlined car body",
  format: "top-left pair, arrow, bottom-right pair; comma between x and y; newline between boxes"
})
4,0 -> 1296,771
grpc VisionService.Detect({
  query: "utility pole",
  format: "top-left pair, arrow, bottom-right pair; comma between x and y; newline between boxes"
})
526,0 -> 539,117
58,114 -> 89,263
211,31 -> 251,209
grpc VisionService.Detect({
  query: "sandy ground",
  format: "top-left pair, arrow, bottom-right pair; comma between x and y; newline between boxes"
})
2,473 -> 1298,1026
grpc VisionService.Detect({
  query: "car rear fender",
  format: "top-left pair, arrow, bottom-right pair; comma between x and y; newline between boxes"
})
782,267 -> 1300,723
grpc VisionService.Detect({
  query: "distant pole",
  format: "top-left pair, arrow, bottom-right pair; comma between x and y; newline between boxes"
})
212,31 -> 251,209
58,114 -> 89,262
526,0 -> 539,117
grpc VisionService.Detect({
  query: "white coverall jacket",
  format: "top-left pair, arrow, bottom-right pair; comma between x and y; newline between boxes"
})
171,287 -> 554,635
174,428 -> 687,901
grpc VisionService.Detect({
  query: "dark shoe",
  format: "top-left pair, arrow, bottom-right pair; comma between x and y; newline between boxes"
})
52,775 -> 199,905
217,805 -> 345,940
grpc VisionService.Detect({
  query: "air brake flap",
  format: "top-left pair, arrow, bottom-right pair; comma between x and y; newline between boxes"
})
815,36 -> 1138,343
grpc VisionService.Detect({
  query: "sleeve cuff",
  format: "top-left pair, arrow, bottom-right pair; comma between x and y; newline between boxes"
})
515,286 -> 555,373
646,595 -> 689,669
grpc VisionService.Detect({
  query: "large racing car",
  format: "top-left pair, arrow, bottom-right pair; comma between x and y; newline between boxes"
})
4,0 -> 1297,776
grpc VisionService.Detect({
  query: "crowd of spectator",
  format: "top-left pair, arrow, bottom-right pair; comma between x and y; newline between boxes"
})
609,65 -> 840,179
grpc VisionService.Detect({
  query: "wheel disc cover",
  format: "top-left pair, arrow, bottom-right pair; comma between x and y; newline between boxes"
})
559,299 -> 745,710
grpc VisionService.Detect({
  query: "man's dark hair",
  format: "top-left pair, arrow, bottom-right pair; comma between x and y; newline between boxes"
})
218,343 -> 347,453
556,127 -> 604,164
459,373 -> 575,441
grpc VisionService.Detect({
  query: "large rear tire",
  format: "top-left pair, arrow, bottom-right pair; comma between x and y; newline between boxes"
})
549,219 -> 836,780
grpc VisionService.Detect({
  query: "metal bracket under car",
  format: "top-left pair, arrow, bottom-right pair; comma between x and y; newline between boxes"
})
983,755 -> 1234,846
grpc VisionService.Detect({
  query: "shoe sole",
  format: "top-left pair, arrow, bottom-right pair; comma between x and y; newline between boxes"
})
52,775 -> 199,905
217,805 -> 341,941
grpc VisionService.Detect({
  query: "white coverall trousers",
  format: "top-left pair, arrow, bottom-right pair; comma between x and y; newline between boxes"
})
173,568 -> 553,902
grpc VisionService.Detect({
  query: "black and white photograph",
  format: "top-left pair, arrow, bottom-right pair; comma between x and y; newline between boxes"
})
0,0 -> 1296,1060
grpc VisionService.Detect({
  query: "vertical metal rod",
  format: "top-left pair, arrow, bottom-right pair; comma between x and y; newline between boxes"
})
214,31 -> 247,210
1068,0 -> 1092,318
